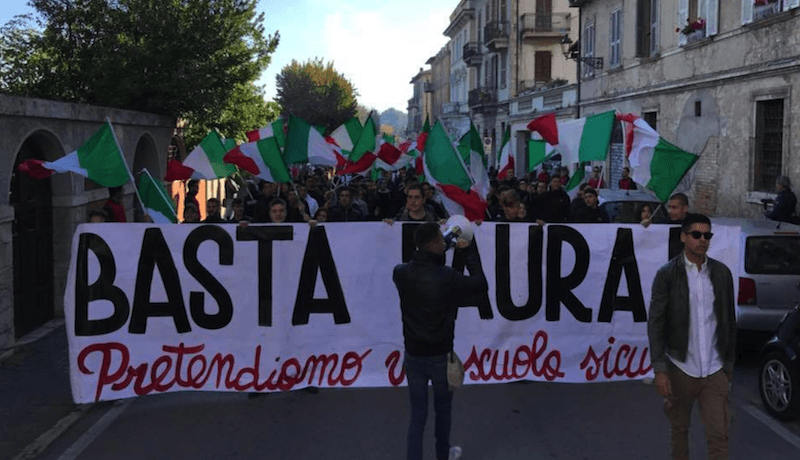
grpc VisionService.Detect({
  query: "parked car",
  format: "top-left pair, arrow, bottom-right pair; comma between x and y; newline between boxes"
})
758,303 -> 800,420
598,189 -> 668,223
712,218 -> 800,332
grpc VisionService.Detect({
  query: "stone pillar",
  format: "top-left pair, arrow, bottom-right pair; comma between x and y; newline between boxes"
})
0,205 -> 15,353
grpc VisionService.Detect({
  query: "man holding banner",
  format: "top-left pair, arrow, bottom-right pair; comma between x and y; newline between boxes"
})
393,222 -> 488,460
647,213 -> 736,460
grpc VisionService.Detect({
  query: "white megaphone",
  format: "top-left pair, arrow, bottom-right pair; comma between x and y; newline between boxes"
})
442,215 -> 474,250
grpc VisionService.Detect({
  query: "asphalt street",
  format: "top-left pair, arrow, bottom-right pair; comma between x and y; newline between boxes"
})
2,324 -> 799,460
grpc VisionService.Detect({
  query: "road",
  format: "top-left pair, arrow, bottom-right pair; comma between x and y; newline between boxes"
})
3,325 -> 799,460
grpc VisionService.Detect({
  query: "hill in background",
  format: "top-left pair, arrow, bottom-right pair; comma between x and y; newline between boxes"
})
379,108 -> 407,137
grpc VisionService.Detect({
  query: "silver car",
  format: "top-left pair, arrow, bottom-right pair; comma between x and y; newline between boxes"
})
713,218 -> 800,332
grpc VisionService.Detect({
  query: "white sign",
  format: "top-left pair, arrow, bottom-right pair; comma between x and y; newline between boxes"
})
65,222 -> 739,403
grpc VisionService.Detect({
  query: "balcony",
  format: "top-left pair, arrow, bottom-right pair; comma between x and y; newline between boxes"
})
407,98 -> 419,111
521,13 -> 570,41
442,102 -> 470,115
484,21 -> 510,50
463,42 -> 482,66
423,82 -> 435,93
444,0 -> 476,37
468,87 -> 497,112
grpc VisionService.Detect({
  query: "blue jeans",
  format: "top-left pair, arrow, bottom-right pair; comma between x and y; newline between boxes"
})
404,352 -> 453,460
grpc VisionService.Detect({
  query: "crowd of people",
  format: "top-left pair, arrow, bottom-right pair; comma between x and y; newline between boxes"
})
88,162 -> 798,228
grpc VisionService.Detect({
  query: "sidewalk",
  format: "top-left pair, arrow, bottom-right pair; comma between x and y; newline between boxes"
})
0,321 -> 78,460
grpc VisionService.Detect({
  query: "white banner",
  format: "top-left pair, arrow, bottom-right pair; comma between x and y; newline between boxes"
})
65,222 -> 739,403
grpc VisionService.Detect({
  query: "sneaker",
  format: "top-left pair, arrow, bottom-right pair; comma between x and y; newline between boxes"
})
448,446 -> 462,460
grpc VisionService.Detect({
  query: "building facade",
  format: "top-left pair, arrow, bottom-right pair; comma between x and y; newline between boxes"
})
416,0 -> 580,174
571,0 -> 800,217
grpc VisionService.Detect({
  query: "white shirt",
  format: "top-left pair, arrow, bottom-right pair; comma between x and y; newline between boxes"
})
305,195 -> 319,218
667,254 -> 723,378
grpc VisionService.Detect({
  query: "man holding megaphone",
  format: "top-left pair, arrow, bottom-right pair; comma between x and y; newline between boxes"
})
392,220 -> 488,460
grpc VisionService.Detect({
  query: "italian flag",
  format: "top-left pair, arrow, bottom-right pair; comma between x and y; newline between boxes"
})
246,118 -> 287,149
223,137 -> 291,183
617,113 -> 699,202
285,116 -> 341,167
458,124 -> 490,199
423,121 -> 488,221
496,126 -> 514,180
166,131 -> 237,181
527,110 -> 616,190
527,138 -> 557,171
329,117 -> 363,158
137,168 -> 177,223
338,114 -> 379,175
18,121 -> 130,187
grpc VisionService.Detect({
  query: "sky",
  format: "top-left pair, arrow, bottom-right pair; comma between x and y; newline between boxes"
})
0,0 -> 455,113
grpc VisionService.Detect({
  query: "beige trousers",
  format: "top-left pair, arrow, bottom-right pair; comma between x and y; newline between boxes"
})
664,364 -> 730,460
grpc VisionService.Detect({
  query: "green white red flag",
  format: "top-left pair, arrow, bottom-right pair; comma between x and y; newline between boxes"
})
423,121 -> 487,221
165,131 -> 237,181
617,113 -> 699,202
224,137 -> 291,183
527,110 -> 616,190
246,118 -> 287,149
284,116 -> 341,167
137,168 -> 177,223
18,121 -> 130,187
338,114 -> 379,175
496,126 -> 514,180
458,124 -> 490,198
329,117 -> 362,157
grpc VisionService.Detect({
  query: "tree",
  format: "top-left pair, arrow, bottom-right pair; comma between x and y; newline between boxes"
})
0,0 -> 279,143
275,58 -> 358,134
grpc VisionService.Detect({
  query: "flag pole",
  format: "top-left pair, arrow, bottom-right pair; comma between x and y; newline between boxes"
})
105,118 -> 147,219
141,167 -> 179,222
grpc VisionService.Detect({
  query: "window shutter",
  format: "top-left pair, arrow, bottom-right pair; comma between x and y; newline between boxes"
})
679,0 -> 689,46
786,0 -> 800,9
650,0 -> 659,55
742,0 -> 753,25
706,0 -> 719,36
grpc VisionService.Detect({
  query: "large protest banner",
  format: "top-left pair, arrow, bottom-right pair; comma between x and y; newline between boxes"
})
65,222 -> 739,403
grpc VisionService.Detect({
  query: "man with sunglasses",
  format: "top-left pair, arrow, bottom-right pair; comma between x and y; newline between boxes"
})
647,213 -> 736,460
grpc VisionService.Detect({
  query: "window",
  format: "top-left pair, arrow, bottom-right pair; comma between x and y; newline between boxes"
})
636,0 -> 658,57
745,0 -> 800,24
753,99 -> 784,192
500,0 -> 507,20
500,53 -> 507,88
643,111 -> 657,131
478,11 -> 482,43
610,8 -> 622,68
583,23 -> 596,78
746,237 -> 800,275
534,51 -> 552,82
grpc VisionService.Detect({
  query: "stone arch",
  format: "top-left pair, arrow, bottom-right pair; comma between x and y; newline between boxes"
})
9,130 -> 65,337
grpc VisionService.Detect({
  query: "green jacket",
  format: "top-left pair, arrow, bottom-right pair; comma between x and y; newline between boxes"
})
647,253 -> 737,374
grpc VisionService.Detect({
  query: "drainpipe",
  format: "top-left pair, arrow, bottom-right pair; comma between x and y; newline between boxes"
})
576,6 -> 582,119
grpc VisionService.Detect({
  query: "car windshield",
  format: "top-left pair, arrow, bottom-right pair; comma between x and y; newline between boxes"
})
745,236 -> 800,274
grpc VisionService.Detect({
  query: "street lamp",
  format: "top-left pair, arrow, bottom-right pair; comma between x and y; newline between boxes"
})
560,35 -> 604,69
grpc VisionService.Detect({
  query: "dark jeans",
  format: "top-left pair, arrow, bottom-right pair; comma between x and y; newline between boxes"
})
404,352 -> 453,460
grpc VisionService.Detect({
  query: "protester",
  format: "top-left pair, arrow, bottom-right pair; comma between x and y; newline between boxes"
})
103,186 -> 127,222
392,222 -> 488,460
388,183 -> 439,223
185,179 -> 200,211
573,187 -> 609,223
328,186 -> 364,222
226,198 -> 252,223
499,189 -> 530,222
587,166 -> 605,189
202,198 -> 226,223
540,176 -> 571,224
764,175 -> 798,223
647,213 -> 736,460
638,203 -> 654,224
619,167 -> 637,190
182,203 -> 200,223
88,208 -> 109,223
665,193 -> 690,224
268,198 -> 288,223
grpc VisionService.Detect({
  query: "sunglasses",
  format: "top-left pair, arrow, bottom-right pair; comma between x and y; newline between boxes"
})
685,231 -> 714,240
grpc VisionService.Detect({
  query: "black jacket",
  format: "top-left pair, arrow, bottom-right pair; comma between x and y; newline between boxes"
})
766,188 -> 798,223
542,189 -> 571,222
393,247 -> 488,356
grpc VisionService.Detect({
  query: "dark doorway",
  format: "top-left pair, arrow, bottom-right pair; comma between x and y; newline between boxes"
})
10,138 -> 54,338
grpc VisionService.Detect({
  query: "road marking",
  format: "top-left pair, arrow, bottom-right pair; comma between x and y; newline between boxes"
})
741,403 -> 800,451
10,405 -> 90,460
55,399 -> 132,460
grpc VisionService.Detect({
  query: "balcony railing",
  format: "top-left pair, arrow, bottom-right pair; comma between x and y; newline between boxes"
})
463,42 -> 482,66
484,21 -> 510,49
520,13 -> 570,38
423,82 -> 435,93
468,87 -> 497,109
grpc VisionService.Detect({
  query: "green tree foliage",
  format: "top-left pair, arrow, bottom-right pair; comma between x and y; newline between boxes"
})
276,58 -> 358,134
0,0 -> 279,145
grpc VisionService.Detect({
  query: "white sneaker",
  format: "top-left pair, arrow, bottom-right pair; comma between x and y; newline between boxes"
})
448,446 -> 462,460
